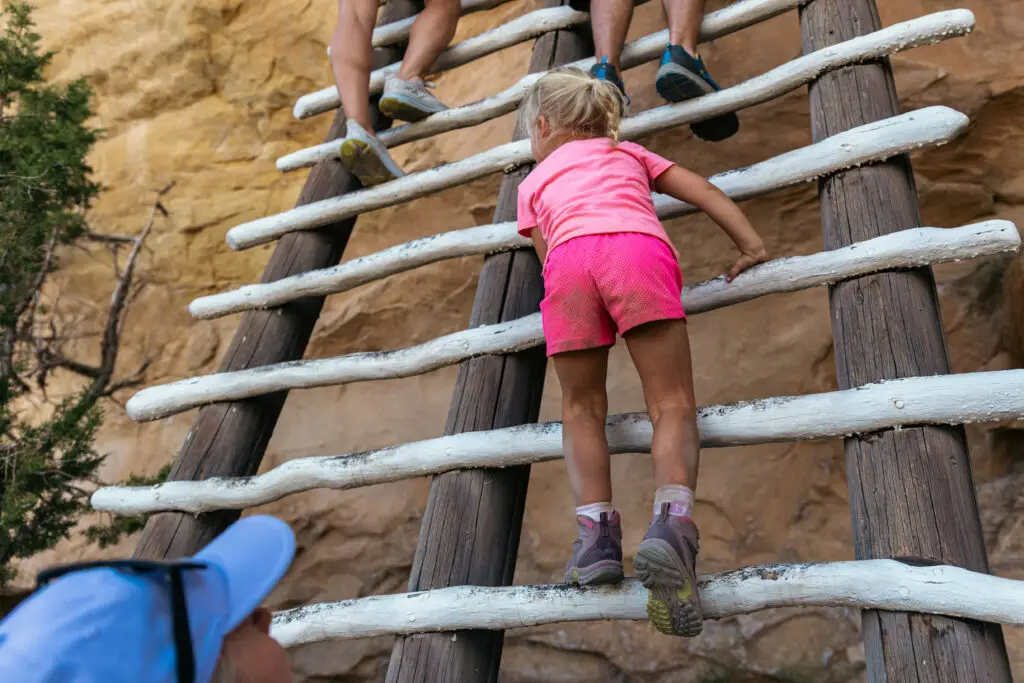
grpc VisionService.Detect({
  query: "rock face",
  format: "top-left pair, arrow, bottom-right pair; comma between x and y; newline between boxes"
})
15,0 -> 1024,680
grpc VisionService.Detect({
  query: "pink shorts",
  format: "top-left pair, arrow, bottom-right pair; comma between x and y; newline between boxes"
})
541,232 -> 686,356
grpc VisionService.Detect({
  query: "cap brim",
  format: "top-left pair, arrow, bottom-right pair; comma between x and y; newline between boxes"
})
194,515 -> 295,630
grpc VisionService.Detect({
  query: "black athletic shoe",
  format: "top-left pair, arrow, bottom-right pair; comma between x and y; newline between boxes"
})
655,45 -> 738,142
589,56 -> 629,113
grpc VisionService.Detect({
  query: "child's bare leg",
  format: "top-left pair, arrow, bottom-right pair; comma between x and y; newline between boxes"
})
553,347 -> 612,506
553,346 -> 624,586
331,0 -> 378,131
623,319 -> 699,491
624,318 -> 703,637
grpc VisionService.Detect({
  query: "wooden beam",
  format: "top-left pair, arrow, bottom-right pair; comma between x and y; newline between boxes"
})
800,1 -> 1012,680
230,9 -> 975,250
93,368 -> 1024,516
201,112 -> 979,320
296,5 -> 590,119
271,560 -> 1024,645
383,6 -> 589,682
130,0 -> 422,561
127,216 -> 1013,424
281,0 -> 805,169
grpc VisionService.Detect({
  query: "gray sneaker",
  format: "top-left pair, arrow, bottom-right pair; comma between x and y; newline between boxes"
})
378,74 -> 448,123
565,511 -> 625,586
338,120 -> 405,188
634,504 -> 703,637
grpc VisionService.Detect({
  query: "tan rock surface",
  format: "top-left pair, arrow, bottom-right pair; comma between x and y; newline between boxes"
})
12,0 -> 1024,680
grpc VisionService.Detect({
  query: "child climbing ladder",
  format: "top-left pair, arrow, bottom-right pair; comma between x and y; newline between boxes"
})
516,67 -> 766,636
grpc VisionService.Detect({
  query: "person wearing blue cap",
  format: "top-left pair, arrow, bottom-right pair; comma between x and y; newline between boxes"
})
0,515 -> 297,683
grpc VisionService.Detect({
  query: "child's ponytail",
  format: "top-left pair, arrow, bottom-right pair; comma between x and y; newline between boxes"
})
521,67 -> 624,144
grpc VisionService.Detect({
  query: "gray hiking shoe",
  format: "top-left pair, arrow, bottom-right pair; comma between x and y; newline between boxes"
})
378,74 -> 448,123
565,511 -> 624,586
338,120 -> 405,188
634,503 -> 703,637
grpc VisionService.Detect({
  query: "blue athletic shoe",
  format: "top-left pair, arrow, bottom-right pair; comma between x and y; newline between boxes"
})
589,56 -> 629,112
655,45 -> 738,142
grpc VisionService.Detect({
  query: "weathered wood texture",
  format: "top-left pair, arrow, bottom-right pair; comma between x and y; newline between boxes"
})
132,0 -> 422,561
384,6 -> 590,682
800,1 -> 1012,680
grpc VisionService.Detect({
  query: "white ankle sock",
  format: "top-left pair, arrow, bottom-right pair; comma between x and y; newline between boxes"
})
653,485 -> 694,519
346,119 -> 369,138
576,501 -> 614,522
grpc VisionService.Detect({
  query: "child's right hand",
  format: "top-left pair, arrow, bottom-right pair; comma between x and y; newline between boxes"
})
726,243 -> 767,282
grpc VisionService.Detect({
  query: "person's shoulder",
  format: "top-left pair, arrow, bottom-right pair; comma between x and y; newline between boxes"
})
615,140 -> 665,161
616,140 -> 647,154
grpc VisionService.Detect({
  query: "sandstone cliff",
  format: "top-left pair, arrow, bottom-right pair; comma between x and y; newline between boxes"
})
14,0 -> 1024,680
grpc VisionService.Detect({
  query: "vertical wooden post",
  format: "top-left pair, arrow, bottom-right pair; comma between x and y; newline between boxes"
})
132,0 -> 421,561
800,2 -> 1012,680
384,5 -> 590,682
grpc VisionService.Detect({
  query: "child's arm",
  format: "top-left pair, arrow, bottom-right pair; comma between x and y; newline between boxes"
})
530,227 -> 549,264
654,165 -> 767,281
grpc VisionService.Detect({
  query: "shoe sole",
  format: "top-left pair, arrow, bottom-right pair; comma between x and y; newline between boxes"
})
634,538 -> 703,637
566,561 -> 625,587
655,64 -> 739,143
338,138 -> 398,188
378,93 -> 445,123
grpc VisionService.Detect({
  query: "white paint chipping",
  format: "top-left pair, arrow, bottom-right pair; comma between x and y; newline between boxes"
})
268,560 -> 1024,645
95,368 -> 1024,514
281,0 -> 804,170
204,116 -> 990,319
234,10 -> 975,249
133,221 -> 1017,423
294,6 -> 590,120
371,0 -> 511,48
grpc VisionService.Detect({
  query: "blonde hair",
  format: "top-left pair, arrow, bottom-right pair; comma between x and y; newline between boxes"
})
521,67 -> 624,144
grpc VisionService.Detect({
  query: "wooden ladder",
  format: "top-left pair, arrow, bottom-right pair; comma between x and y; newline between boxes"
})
95,0 -> 1021,680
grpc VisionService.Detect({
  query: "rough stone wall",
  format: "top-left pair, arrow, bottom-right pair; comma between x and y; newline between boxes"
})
12,0 -> 1024,680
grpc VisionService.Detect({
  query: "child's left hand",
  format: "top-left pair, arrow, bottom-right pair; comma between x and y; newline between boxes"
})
726,244 -> 768,282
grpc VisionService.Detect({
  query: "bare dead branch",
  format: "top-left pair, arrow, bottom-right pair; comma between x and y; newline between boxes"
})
102,358 -> 152,397
83,183 -> 173,401
84,232 -> 137,245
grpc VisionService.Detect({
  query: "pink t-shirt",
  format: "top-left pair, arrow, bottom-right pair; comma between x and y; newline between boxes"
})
517,138 -> 676,261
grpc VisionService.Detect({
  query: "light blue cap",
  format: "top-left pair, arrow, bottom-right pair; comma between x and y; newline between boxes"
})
0,515 -> 295,683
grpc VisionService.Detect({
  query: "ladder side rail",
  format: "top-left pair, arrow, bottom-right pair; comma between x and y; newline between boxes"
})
384,3 -> 591,681
130,0 -> 424,561
800,1 -> 1012,680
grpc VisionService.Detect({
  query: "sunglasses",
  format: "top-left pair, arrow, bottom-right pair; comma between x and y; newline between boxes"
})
36,559 -> 209,683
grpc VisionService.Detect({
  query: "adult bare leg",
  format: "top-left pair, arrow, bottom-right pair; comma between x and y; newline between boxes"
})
399,0 -> 461,80
655,0 -> 738,140
662,0 -> 705,56
590,0 -> 633,70
331,0 -> 378,130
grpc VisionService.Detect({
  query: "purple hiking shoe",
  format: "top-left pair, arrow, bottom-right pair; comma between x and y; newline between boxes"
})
565,511 -> 625,586
634,503 -> 703,637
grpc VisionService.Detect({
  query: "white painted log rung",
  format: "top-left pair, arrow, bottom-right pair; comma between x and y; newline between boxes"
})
285,0 -> 805,168
295,6 -> 591,121
127,220 -> 1018,424
201,114 -> 981,320
269,560 -> 1024,645
94,368 -> 1024,515
236,10 -> 975,250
